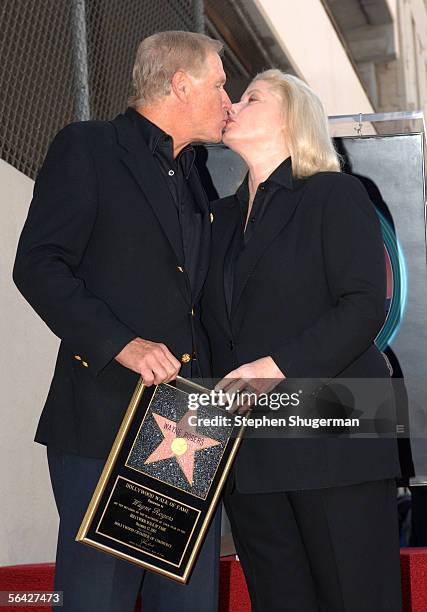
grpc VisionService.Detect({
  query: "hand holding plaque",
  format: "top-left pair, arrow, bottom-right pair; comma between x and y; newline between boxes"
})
76,377 -> 242,582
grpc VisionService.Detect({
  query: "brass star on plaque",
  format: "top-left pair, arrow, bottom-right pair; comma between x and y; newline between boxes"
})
144,410 -> 221,486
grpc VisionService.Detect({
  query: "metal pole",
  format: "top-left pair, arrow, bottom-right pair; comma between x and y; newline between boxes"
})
328,110 -> 425,124
71,0 -> 90,120
193,0 -> 205,34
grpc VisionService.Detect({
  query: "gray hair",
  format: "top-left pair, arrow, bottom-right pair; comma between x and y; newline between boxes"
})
252,70 -> 341,178
129,30 -> 223,107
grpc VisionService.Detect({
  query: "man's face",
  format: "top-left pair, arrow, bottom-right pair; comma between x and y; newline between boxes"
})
186,52 -> 231,143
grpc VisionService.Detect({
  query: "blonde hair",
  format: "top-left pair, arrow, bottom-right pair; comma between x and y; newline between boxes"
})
252,70 -> 341,178
129,31 -> 223,107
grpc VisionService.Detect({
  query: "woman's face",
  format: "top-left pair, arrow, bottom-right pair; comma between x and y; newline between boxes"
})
223,79 -> 285,149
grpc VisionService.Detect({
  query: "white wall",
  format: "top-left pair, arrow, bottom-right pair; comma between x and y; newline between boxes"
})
253,0 -> 376,135
1,159 -> 59,565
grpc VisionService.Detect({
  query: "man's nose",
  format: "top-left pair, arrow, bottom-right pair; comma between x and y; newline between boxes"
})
222,89 -> 232,111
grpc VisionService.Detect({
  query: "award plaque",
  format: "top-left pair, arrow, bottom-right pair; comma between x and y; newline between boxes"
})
76,376 -> 242,583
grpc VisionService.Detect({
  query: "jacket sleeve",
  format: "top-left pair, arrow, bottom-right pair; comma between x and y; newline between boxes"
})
13,123 -> 136,375
270,174 -> 387,378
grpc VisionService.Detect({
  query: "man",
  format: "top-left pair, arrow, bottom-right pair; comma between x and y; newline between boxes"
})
13,30 -> 231,611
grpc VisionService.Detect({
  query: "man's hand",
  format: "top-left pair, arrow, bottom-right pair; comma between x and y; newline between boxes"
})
215,356 -> 285,413
115,337 -> 181,386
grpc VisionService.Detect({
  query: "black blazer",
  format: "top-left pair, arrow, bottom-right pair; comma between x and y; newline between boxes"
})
202,168 -> 401,492
13,111 -> 212,458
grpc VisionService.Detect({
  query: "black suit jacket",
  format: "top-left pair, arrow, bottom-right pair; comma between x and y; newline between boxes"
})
202,169 -> 401,492
13,111 -> 212,458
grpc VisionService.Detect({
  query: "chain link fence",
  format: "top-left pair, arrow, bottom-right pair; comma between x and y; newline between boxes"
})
0,0 -> 287,180
0,0 -> 198,179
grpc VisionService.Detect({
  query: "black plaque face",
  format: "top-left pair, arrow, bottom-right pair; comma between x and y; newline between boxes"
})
96,477 -> 201,567
76,377 -> 241,583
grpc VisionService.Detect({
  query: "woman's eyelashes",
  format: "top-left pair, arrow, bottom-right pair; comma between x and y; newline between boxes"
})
239,95 -> 258,105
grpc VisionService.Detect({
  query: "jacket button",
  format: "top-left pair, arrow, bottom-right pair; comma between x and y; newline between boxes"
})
181,353 -> 191,364
177,266 -> 184,273
191,307 -> 195,316
210,212 -> 214,223
74,355 -> 82,361
82,361 -> 89,367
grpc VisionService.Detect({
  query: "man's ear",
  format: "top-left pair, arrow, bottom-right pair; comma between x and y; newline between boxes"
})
171,70 -> 192,102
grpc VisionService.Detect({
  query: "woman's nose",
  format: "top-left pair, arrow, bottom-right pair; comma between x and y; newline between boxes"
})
230,102 -> 240,115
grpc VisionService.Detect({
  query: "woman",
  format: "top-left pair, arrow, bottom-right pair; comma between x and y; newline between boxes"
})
202,71 -> 402,611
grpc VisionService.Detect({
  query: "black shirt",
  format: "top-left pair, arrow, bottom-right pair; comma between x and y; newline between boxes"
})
126,107 -> 202,291
225,156 -> 294,315
236,156 -> 294,245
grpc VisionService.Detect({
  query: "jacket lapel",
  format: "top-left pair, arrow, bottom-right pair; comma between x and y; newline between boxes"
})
212,197 -> 241,331
224,222 -> 242,320
111,113 -> 185,267
187,165 -> 211,302
232,188 -> 304,316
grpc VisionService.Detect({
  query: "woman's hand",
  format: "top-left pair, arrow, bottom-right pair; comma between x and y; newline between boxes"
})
215,356 -> 285,413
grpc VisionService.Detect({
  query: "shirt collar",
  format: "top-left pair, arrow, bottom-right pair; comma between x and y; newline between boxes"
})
267,156 -> 294,190
177,147 -> 196,180
125,107 -> 195,178
236,156 -> 294,204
